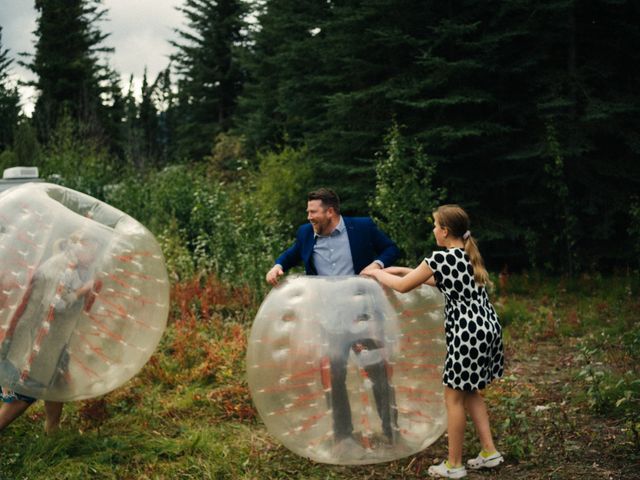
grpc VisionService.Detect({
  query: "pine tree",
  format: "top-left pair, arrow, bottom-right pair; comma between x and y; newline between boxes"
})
309,0 -> 438,213
122,74 -> 143,167
24,0 -> 114,143
153,66 -> 177,166
393,0 -> 535,266
101,66 -> 126,159
171,0 -> 247,161
546,0 -> 640,267
236,0 -> 331,153
238,0 -> 433,213
397,0 -> 640,269
139,69 -> 160,166
0,27 -> 21,152
233,0 -> 640,269
120,69 -> 167,170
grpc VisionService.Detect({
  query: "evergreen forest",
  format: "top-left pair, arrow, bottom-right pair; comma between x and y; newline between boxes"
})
0,3 -> 639,479
1,0 -> 639,284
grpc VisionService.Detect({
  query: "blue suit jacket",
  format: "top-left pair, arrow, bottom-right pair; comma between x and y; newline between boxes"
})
275,217 -> 400,275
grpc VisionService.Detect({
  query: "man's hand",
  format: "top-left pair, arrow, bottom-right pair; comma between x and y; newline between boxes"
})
361,269 -> 383,281
359,261 -> 382,277
266,265 -> 284,285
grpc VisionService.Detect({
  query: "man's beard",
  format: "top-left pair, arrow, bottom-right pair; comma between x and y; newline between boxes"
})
312,219 -> 331,235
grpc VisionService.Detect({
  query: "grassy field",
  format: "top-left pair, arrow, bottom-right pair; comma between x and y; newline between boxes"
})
1,273 -> 638,479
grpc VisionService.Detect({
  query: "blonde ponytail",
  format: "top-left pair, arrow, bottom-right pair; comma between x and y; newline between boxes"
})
464,235 -> 492,287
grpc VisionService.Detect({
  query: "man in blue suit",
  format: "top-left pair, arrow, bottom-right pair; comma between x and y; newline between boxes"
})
266,189 -> 399,283
265,188 -> 400,451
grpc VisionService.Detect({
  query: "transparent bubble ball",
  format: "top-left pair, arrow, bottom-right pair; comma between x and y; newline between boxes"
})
247,275 -> 447,465
0,183 -> 169,401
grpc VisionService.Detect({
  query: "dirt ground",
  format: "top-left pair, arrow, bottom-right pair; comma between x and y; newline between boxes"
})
405,339 -> 638,480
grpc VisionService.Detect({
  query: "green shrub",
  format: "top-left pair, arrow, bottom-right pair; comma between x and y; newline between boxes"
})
576,334 -> 640,452
157,219 -> 196,281
492,389 -> 534,461
105,163 -> 288,295
189,180 -> 288,296
253,145 -> 314,237
622,325 -> 640,365
371,122 -> 445,265
577,360 -> 640,418
494,298 -> 533,328
40,115 -> 116,200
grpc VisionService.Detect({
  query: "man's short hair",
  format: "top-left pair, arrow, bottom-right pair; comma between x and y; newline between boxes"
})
308,188 -> 340,214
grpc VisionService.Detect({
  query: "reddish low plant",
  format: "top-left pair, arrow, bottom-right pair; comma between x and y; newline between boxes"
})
207,384 -> 256,421
141,273 -> 254,388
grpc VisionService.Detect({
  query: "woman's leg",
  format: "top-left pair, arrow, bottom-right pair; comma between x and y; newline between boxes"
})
0,399 -> 31,432
44,401 -> 63,434
444,387 -> 466,466
464,391 -> 497,453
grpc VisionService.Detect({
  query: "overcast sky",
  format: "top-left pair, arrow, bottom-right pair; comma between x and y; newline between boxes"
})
0,0 -> 183,115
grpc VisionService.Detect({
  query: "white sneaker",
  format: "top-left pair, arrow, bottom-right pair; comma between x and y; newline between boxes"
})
427,460 -> 467,478
466,450 -> 504,470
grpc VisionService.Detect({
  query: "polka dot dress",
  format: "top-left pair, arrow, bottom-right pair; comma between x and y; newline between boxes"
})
425,248 -> 504,391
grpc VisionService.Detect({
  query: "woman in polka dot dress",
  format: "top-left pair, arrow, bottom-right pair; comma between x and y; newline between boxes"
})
366,205 -> 504,479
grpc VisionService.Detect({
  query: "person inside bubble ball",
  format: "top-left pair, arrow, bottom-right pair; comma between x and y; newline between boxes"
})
0,229 -> 102,433
265,188 -> 401,453
365,204 -> 504,479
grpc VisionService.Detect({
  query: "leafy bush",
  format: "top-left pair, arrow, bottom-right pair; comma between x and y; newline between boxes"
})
10,121 -> 41,167
253,145 -> 314,237
157,219 -> 196,281
371,122 -> 445,265
574,328 -> 640,451
40,115 -> 116,200
493,298 -> 533,328
105,162 -> 288,294
577,333 -> 640,413
188,180 -> 289,295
